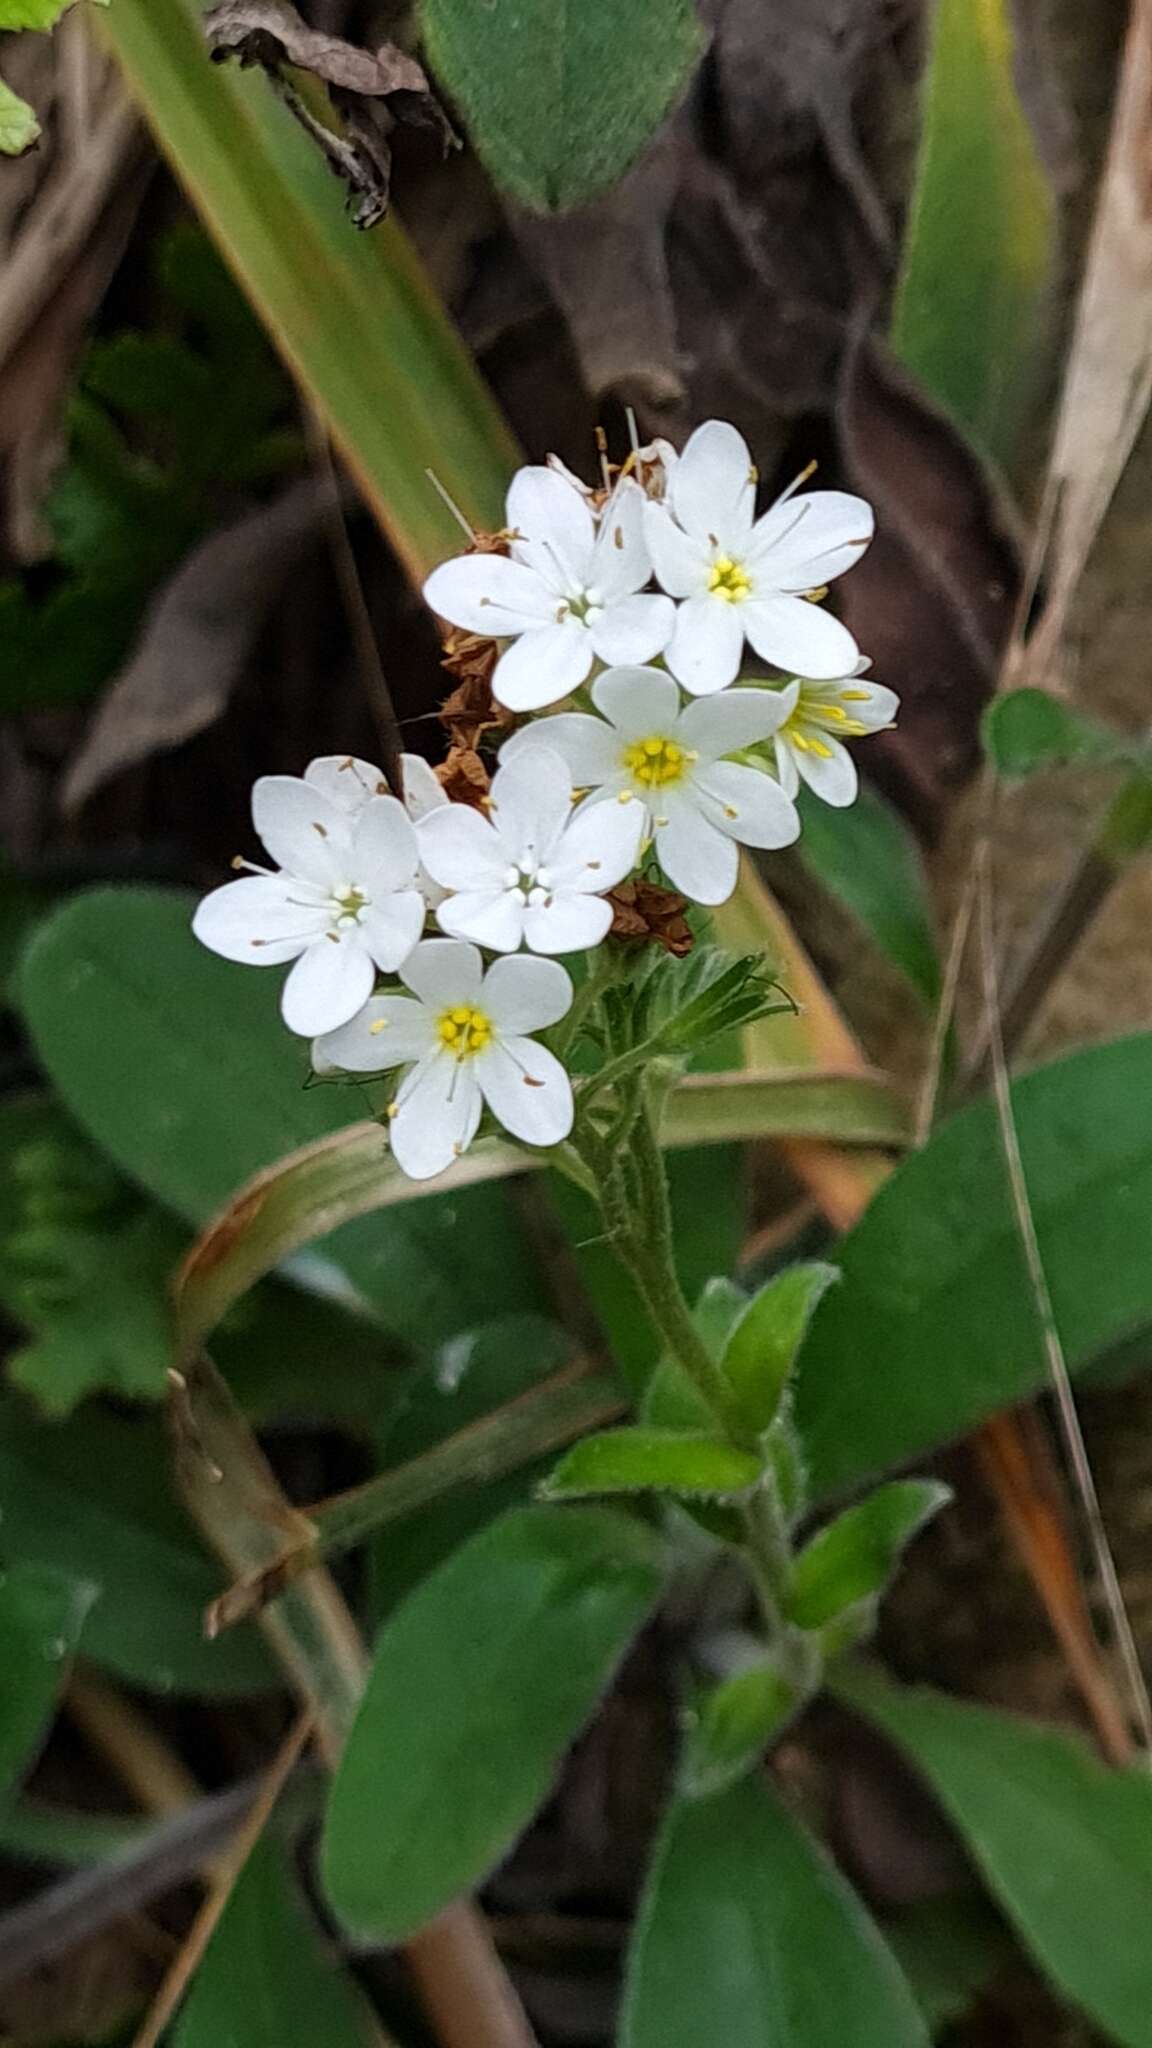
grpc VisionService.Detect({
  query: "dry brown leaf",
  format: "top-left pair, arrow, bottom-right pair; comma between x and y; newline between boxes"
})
62,479 -> 334,812
203,0 -> 456,229
1020,0 -> 1152,689
607,877 -> 694,956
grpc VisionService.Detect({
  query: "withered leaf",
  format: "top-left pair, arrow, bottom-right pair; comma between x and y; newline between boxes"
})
203,0 -> 457,230
607,877 -> 694,956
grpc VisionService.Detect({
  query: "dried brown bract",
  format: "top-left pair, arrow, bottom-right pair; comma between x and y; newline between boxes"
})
202,0 -> 457,229
434,744 -> 491,809
607,878 -> 695,957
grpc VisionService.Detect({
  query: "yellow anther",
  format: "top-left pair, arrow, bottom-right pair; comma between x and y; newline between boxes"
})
622,735 -> 688,789
803,585 -> 829,603
841,689 -> 871,702
437,1004 -> 493,1059
707,555 -> 752,603
369,1017 -> 389,1036
808,738 -> 833,759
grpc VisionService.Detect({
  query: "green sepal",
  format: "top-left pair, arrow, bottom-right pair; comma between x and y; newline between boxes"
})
681,1656 -> 807,1800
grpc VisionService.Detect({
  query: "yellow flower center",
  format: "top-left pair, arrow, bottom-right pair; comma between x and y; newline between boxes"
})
621,735 -> 691,788
707,555 -> 752,603
437,1004 -> 494,1058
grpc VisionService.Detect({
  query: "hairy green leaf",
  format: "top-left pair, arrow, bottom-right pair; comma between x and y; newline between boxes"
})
681,1661 -> 800,1800
541,1426 -> 763,1503
721,1262 -> 839,1438
786,1480 -> 951,1632
322,1505 -> 662,1943
622,1774 -> 929,2046
840,1665 -> 1152,2048
422,0 -> 704,213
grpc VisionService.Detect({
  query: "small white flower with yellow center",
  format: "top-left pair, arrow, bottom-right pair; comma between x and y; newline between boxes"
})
501,666 -> 799,907
422,466 -> 674,713
192,771 -> 426,1038
770,662 -> 899,807
643,419 -> 874,694
313,940 -> 574,1181
417,745 -> 644,955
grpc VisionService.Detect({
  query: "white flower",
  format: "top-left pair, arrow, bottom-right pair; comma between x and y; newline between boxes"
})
502,666 -> 799,908
303,751 -> 448,904
770,662 -> 899,807
643,419 -> 873,694
313,940 -> 574,1181
417,744 -> 643,955
192,774 -> 426,1038
422,467 -> 674,713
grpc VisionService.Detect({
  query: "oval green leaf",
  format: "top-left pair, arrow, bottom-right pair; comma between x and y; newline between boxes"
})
621,1773 -> 929,2047
786,1481 -> 951,1631
795,1034 -> 1152,1502
839,1664 -> 1152,2048
681,1662 -> 800,1801
423,0 -> 704,213
322,1504 -> 663,1943
541,1426 -> 762,1503
720,1262 -> 839,1438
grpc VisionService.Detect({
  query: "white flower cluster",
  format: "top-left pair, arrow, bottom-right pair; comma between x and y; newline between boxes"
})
194,421 -> 896,1181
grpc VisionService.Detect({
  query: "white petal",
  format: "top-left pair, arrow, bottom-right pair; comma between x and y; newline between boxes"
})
654,801 -> 739,905
590,478 -> 652,600
643,503 -> 707,598
314,994 -> 436,1072
742,595 -> 860,680
252,777 -> 351,886
351,795 -> 420,887
491,621 -> 593,712
476,1040 -> 573,1148
192,875 -> 323,966
664,595 -> 745,695
482,953 -> 573,1033
434,890 -> 527,953
304,755 -> 388,812
679,684 -> 799,761
690,760 -> 801,847
417,803 -> 507,892
773,740 -> 800,800
589,593 -> 675,666
400,937 -> 483,1010
390,1053 -> 483,1181
400,753 -> 449,822
521,893 -> 614,955
281,933 -> 375,1037
668,420 -> 756,543
747,489 -> 873,588
501,713 -> 620,788
840,680 -> 899,732
487,746 -> 575,861
423,553 -> 556,636
360,893 -> 426,971
794,736 -> 859,807
591,665 -> 682,738
506,465 -> 595,589
546,792 -> 644,892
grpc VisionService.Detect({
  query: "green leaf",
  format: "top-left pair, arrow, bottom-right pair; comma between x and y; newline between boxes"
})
885,1897 -> 1013,2035
422,0 -> 704,214
982,687 -> 1131,778
621,1773 -> 929,2047
0,0 -> 74,29
891,0 -> 1054,464
681,1661 -> 801,1800
18,887 -> 549,1347
795,1034 -> 1152,1503
839,1664 -> 1152,2048
0,1564 -> 95,1794
796,786 -> 940,1006
541,1427 -> 763,1503
721,1262 -> 839,1438
786,1481 -> 951,1632
0,1396 -> 275,1695
322,1504 -> 663,1943
7,1211 -> 183,1416
176,1835 -> 381,2048
0,76 -> 39,153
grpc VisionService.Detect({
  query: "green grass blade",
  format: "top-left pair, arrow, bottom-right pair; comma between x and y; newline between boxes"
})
96,0 -> 517,576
